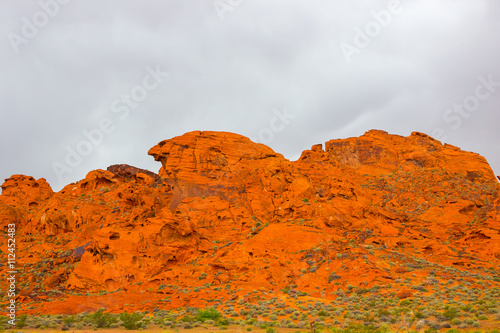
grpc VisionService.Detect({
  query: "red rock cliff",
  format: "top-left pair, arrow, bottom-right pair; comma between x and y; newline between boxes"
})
0,130 -> 498,315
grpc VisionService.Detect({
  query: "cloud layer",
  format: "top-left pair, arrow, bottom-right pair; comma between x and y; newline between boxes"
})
1,0 -> 499,190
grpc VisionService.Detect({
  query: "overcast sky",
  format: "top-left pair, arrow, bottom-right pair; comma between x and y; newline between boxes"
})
1,0 -> 499,191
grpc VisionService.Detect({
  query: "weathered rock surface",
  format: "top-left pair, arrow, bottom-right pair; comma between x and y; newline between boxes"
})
0,130 -> 498,315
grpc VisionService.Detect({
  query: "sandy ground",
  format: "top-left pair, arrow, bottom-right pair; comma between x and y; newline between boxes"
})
15,327 -> 306,333
12,322 -> 500,332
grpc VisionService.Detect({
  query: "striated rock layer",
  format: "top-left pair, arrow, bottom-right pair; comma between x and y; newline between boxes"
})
0,130 -> 499,315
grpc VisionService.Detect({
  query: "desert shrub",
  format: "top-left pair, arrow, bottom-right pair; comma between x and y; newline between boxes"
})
377,323 -> 391,333
266,328 -> 275,333
427,322 -> 441,330
197,308 -> 222,322
464,318 -> 475,326
379,316 -> 391,323
343,323 -> 377,333
219,318 -> 230,326
119,311 -> 144,330
48,319 -> 60,329
412,285 -> 429,292
15,314 -> 28,328
180,315 -> 196,323
90,309 -> 116,328
400,300 -> 412,307
318,309 -> 329,317
443,306 -> 460,320
63,315 -> 77,327
415,311 -> 427,319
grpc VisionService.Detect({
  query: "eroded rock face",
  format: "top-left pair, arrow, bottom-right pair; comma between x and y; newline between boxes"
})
107,164 -> 162,185
325,130 -> 497,182
0,130 -> 499,315
148,131 -> 314,216
0,174 -> 53,206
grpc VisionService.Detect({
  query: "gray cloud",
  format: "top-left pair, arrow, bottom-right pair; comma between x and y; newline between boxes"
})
1,0 -> 499,191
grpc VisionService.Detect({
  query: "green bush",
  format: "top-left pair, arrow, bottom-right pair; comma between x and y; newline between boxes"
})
415,311 -> 427,319
63,315 -> 77,327
318,310 -> 328,316
342,323 -> 377,333
180,315 -> 196,323
219,318 -> 230,326
266,328 -> 275,333
465,318 -> 475,326
90,309 -> 117,328
15,314 -> 28,328
119,312 -> 144,330
445,329 -> 460,333
443,306 -> 460,320
197,308 -> 222,322
400,300 -> 412,307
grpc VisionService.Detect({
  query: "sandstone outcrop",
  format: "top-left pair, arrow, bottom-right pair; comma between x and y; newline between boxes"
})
0,130 -> 498,315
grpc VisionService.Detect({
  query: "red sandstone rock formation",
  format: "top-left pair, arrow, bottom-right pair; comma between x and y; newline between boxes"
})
0,130 -> 498,314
